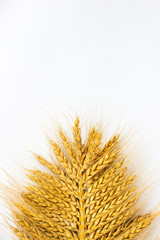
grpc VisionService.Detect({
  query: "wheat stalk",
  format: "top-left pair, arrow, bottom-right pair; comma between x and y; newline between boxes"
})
2,116 -> 160,239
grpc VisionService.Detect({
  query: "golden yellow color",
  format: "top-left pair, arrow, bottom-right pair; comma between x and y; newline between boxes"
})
4,116 -> 160,239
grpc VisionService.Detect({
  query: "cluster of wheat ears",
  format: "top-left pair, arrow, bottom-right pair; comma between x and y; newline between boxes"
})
2,116 -> 160,239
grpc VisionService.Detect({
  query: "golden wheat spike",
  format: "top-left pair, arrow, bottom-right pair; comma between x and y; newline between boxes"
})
3,116 -> 160,239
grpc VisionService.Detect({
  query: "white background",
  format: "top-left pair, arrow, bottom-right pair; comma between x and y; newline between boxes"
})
0,1 -> 160,239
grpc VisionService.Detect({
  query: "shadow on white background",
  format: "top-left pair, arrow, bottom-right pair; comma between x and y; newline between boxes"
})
0,0 -> 160,238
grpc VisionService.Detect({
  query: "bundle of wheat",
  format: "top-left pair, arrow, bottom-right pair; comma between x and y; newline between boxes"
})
3,116 -> 160,239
